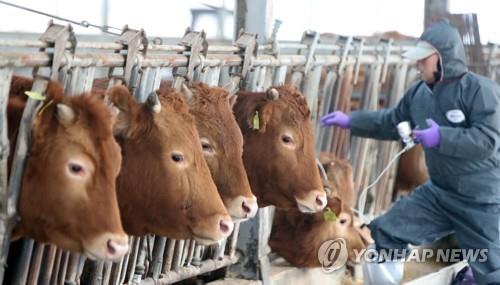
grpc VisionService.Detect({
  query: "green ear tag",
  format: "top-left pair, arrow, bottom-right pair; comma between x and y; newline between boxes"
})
25,91 -> 46,101
323,207 -> 337,222
252,111 -> 260,130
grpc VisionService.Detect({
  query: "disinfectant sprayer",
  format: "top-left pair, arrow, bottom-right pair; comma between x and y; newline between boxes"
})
355,121 -> 417,222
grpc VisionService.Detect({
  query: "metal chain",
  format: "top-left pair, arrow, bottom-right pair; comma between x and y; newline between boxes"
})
0,0 -> 122,35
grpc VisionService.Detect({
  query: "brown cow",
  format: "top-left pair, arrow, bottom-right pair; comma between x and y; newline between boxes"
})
103,85 -> 233,244
7,76 -> 128,261
393,144 -> 428,194
233,85 -> 326,213
171,82 -> 258,221
269,155 -> 368,267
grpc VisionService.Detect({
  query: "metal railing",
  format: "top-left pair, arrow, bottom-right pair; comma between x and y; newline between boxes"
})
1,22 -> 499,285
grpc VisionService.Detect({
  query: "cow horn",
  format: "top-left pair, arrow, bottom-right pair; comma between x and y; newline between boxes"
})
146,91 -> 161,113
56,103 -> 75,126
266,88 -> 279,101
181,83 -> 193,102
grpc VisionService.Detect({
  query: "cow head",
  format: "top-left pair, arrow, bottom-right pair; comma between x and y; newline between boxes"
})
104,85 -> 233,244
10,79 -> 128,261
179,82 -> 257,221
234,85 -> 325,213
269,155 -> 368,267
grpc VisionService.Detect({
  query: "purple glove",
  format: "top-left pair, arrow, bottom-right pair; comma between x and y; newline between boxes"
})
320,111 -> 350,129
413,119 -> 441,148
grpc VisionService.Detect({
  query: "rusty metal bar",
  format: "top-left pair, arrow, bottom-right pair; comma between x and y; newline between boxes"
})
272,65 -> 287,86
172,240 -> 185,272
179,239 -> 191,268
3,37 -> 500,56
191,245 -> 203,267
10,240 -> 34,284
76,255 -> 87,283
64,252 -> 80,284
49,248 -> 63,284
140,253 -> 241,285
373,63 -> 409,214
162,239 -> 176,273
0,67 -> 13,213
212,239 -> 226,260
57,251 -> 70,285
125,237 -> 141,284
185,240 -> 196,267
102,261 -> 113,285
148,236 -> 166,279
0,51 -> 416,69
352,63 -> 383,211
38,244 -> 57,285
0,67 -> 13,284
113,236 -> 134,285
229,222 -> 241,258
131,237 -> 147,283
27,243 -> 45,284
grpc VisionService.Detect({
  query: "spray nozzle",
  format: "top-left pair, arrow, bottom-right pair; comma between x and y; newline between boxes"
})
397,121 -> 415,149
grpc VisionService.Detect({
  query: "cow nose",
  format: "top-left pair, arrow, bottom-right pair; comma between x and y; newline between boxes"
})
106,235 -> 129,259
316,194 -> 327,207
295,190 -> 327,213
219,217 -> 234,236
227,195 -> 258,220
242,201 -> 251,213
241,196 -> 258,218
84,232 -> 129,261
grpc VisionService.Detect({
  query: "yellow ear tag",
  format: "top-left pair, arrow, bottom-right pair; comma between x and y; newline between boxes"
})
323,207 -> 337,222
252,111 -> 260,130
25,91 -> 46,101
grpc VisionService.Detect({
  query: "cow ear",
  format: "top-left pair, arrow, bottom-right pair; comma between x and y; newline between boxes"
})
105,85 -> 131,113
104,85 -> 132,137
56,104 -> 76,126
102,94 -> 120,119
328,196 -> 343,216
146,90 -> 161,113
248,103 -> 273,133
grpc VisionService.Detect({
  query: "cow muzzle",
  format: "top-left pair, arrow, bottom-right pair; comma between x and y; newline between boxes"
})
83,232 -> 130,261
193,214 -> 234,245
295,190 -> 327,213
227,195 -> 258,221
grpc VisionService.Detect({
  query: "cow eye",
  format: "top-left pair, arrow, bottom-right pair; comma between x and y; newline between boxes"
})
68,163 -> 85,176
201,138 -> 214,154
281,135 -> 294,145
171,153 -> 184,163
202,142 -> 213,151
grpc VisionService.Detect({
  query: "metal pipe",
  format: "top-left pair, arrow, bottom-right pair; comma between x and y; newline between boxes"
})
162,239 -> 176,273
139,253 -> 240,285
102,261 -> 113,285
39,245 -> 57,285
50,248 -> 63,285
65,253 -> 80,284
27,243 -> 45,284
0,50 -> 413,69
172,240 -> 185,272
9,239 -> 34,285
126,237 -> 141,284
131,237 -> 147,283
185,240 -> 196,267
57,251 -> 70,285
